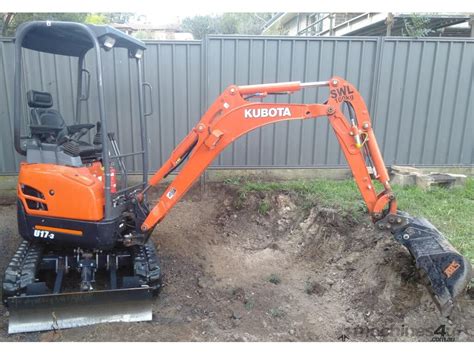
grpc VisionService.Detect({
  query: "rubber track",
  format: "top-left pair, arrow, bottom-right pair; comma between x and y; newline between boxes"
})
2,241 -> 43,303
132,239 -> 162,294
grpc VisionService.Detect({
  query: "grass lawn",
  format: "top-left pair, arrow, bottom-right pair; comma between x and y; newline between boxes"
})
225,177 -> 474,263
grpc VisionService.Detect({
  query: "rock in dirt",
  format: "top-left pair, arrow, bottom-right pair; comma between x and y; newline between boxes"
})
231,310 -> 242,320
197,276 -> 212,288
305,280 -> 326,296
231,287 -> 246,302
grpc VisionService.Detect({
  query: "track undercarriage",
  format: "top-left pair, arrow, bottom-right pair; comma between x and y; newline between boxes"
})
2,239 -> 161,333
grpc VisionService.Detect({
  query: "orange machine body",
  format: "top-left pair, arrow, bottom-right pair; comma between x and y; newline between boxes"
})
17,162 -> 105,221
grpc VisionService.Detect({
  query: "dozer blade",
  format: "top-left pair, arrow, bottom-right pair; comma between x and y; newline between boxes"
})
7,287 -> 152,334
388,214 -> 472,317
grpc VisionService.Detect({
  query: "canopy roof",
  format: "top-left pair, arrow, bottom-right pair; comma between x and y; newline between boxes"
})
16,21 -> 146,57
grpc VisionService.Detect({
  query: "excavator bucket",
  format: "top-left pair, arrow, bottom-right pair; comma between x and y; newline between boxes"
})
386,214 -> 472,316
7,287 -> 153,334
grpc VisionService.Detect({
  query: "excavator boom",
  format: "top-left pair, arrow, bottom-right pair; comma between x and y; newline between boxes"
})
142,78 -> 392,229
140,77 -> 471,316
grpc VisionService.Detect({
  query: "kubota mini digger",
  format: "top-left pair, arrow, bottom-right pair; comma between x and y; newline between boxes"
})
2,21 -> 472,333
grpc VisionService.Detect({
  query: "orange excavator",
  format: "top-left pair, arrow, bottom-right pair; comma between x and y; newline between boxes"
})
3,21 -> 472,333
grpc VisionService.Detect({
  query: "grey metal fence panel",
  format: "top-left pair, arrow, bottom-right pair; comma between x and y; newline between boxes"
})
142,41 -> 202,172
0,40 -> 16,173
0,35 -> 473,175
372,38 -> 474,166
205,36 -> 380,168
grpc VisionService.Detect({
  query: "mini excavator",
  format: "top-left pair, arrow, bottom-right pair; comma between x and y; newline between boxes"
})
2,21 -> 472,333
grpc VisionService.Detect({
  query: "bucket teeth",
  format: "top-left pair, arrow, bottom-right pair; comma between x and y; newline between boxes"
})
389,214 -> 472,316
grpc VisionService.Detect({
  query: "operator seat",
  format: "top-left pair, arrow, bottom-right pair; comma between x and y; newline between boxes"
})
27,90 -> 67,143
27,90 -> 100,162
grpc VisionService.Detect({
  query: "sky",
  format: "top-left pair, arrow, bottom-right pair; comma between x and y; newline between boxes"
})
139,10 -> 217,26
3,0 -> 473,26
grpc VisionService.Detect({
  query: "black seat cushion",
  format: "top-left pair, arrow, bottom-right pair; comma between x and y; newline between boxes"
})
29,108 -> 68,143
30,108 -> 66,129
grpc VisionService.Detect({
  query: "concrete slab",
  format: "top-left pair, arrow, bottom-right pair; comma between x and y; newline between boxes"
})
416,173 -> 457,190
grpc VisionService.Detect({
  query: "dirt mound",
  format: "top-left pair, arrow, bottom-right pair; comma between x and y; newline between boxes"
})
209,184 -> 473,341
0,183 -> 472,341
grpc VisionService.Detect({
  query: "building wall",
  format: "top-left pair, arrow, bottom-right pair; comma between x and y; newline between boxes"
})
267,13 -> 472,37
0,35 -> 472,174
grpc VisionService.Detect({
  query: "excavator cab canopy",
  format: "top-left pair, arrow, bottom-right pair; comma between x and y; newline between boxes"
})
13,21 -> 151,220
17,21 -> 146,57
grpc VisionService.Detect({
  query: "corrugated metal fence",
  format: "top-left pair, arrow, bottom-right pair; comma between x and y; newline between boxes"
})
0,35 -> 472,174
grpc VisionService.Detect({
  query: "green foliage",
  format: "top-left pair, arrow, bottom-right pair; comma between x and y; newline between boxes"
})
85,13 -> 108,25
258,200 -> 271,215
101,13 -> 133,24
267,274 -> 281,285
393,179 -> 474,262
85,13 -> 133,25
1,12 -> 133,36
244,299 -> 254,310
269,307 -> 286,318
221,13 -> 273,35
181,13 -> 273,39
181,15 -> 220,40
1,13 -> 88,36
223,176 -> 244,185
403,14 -> 431,37
232,190 -> 247,210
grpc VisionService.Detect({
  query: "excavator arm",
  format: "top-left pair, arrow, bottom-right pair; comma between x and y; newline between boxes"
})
141,77 -> 394,230
140,77 -> 471,316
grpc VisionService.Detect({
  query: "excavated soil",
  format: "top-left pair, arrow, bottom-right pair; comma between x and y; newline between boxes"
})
0,182 -> 472,342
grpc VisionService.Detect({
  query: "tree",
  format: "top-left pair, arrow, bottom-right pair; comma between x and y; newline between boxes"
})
101,13 -> 134,24
181,13 -> 273,39
84,13 -> 134,25
181,15 -> 220,40
1,13 -> 14,36
403,14 -> 431,37
0,12 -> 134,36
84,13 -> 108,25
1,13 -> 89,36
224,13 -> 274,35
